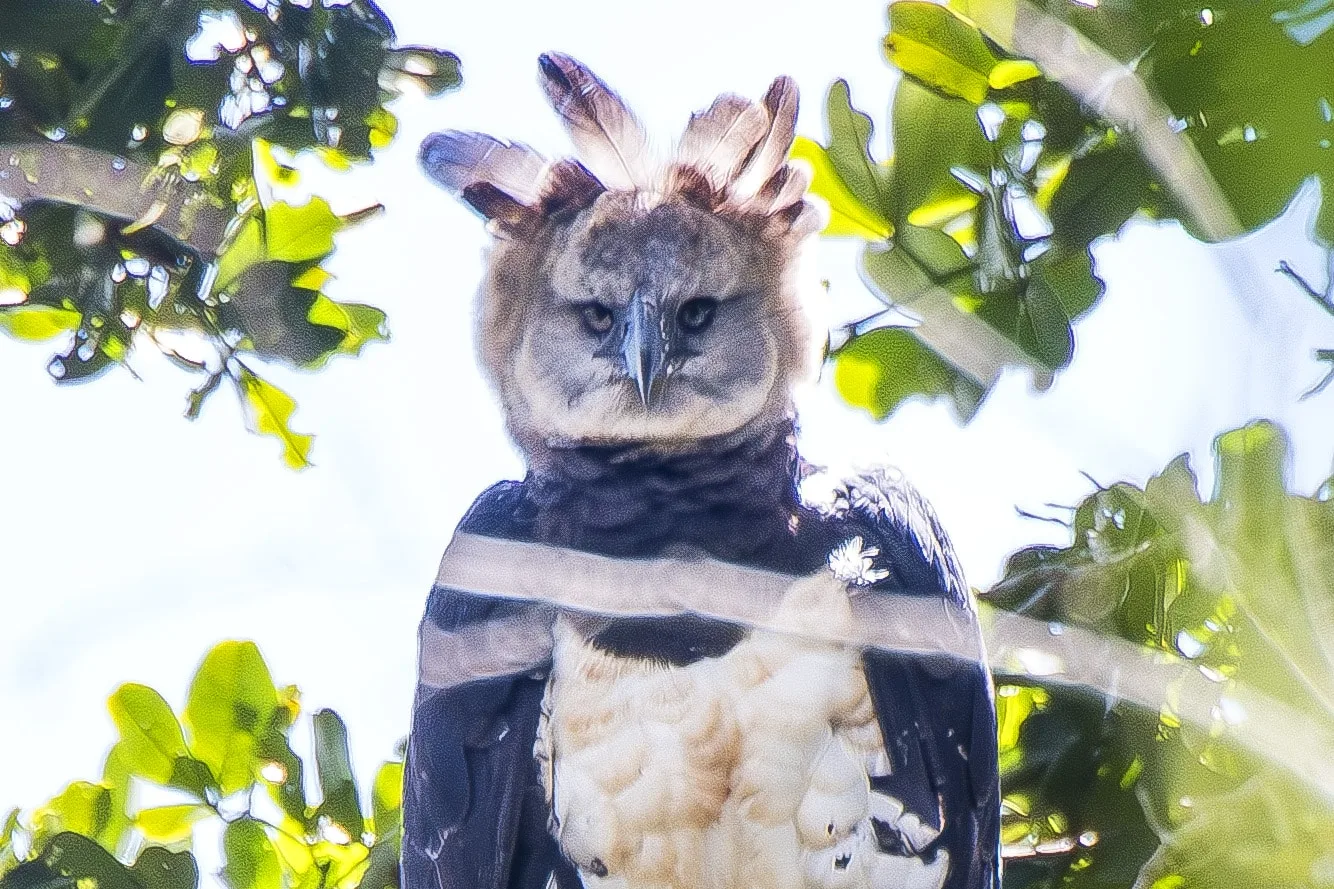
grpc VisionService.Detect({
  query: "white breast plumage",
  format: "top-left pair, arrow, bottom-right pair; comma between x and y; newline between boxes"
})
534,569 -> 951,889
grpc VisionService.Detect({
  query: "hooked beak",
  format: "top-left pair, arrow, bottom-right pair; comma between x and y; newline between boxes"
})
620,289 -> 669,408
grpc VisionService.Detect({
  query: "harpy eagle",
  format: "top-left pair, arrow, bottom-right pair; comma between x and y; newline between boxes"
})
404,53 -> 1001,889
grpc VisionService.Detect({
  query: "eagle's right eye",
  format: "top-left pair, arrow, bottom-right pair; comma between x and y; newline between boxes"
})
580,303 -> 614,335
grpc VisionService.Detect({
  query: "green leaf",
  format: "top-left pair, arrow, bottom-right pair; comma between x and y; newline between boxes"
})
130,848 -> 198,889
987,58 -> 1041,90
313,710 -> 365,841
790,138 -> 893,240
886,1 -> 1004,105
264,199 -> 343,265
216,218 -> 265,292
183,641 -> 280,796
134,806 -> 211,844
107,684 -> 190,786
371,760 -> 403,842
32,783 -> 111,850
991,421 -> 1334,886
0,305 -> 81,341
1046,139 -> 1160,251
890,80 -> 992,231
834,327 -> 983,420
28,833 -> 139,889
305,295 -> 390,364
824,80 -> 894,221
862,236 -> 1041,389
234,369 -> 314,470
221,819 -> 281,889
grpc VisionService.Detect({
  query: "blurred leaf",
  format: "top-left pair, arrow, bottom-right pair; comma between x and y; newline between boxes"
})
8,832 -> 138,889
834,326 -> 983,420
305,295 -> 389,364
383,47 -> 462,96
256,691 -> 309,829
0,305 -> 81,341
221,819 -> 280,889
371,761 -> 403,842
890,79 -> 992,231
264,199 -> 343,265
309,840 -> 369,889
107,684 -> 191,787
183,641 -> 279,797
991,421 -> 1334,884
824,80 -> 894,221
791,137 -> 893,239
129,847 -> 198,889
31,784 -> 111,853
886,1 -> 1004,104
234,368 -> 314,470
313,710 -> 364,841
134,806 -> 210,845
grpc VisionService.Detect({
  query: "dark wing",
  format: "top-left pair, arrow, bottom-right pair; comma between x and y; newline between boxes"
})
402,483 -> 581,889
812,469 -> 1002,889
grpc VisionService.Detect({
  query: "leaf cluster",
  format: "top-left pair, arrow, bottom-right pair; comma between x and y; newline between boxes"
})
806,0 -> 1332,422
0,0 -> 460,466
0,642 -> 404,889
986,422 -> 1334,887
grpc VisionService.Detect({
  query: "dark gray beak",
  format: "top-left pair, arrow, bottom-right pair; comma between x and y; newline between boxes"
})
620,289 -> 669,407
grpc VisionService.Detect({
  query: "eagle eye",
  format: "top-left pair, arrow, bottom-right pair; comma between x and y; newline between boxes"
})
678,298 -> 718,333
580,302 -> 614,335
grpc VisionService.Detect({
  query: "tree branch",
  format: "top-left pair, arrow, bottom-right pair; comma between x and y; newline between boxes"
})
0,142 -> 232,255
1006,2 -> 1244,242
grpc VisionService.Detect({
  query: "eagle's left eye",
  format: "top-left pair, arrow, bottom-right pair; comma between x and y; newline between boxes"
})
678,298 -> 718,333
580,303 -> 614,335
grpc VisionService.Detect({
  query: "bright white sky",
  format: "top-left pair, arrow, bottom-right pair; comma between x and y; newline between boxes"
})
2,0 -> 1333,858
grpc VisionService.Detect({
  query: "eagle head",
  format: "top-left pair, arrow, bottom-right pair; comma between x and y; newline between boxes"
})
420,53 -> 822,459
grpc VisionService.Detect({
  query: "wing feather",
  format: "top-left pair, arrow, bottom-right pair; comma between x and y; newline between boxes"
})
804,467 -> 1001,888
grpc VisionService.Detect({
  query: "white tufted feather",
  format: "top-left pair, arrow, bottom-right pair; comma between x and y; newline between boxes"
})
537,568 -> 951,889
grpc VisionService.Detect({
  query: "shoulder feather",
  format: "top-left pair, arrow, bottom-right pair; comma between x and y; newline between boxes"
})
809,466 -> 969,605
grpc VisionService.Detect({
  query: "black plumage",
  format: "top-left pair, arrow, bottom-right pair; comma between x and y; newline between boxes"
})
402,420 -> 1000,889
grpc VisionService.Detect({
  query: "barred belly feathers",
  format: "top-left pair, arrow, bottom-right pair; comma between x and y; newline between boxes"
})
406,52 -> 1001,889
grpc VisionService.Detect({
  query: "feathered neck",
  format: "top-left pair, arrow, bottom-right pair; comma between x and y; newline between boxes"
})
522,417 -> 801,561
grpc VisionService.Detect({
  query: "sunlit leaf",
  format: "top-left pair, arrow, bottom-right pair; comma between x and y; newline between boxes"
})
182,641 -> 280,796
264,199 -> 342,265
32,783 -> 110,851
0,304 -> 81,341
886,1 -> 1004,105
987,59 -> 1041,90
221,819 -> 280,889
834,327 -> 982,420
135,805 -> 210,845
107,684 -> 190,786
233,368 -> 314,469
824,80 -> 894,221
306,295 -> 390,363
371,760 -> 403,842
790,137 -> 893,240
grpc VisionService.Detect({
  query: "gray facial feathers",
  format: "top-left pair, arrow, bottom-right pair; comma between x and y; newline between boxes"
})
418,54 -> 821,453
